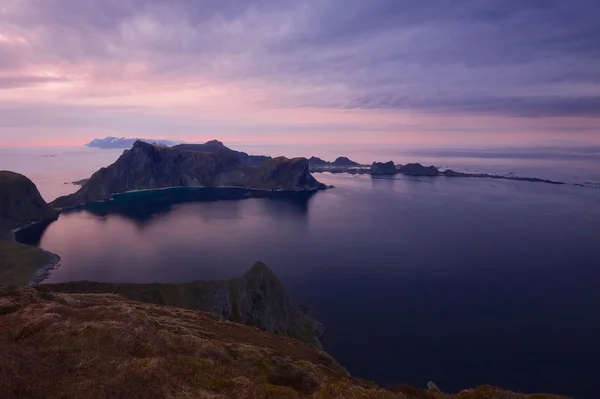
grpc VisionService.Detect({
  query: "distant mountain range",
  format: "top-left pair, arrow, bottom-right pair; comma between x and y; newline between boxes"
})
86,137 -> 181,149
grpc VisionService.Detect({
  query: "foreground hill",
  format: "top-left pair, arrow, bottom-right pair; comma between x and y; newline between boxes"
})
51,141 -> 326,209
173,140 -> 272,166
0,171 -> 59,286
38,262 -> 324,347
0,171 -> 58,230
0,285 -> 568,399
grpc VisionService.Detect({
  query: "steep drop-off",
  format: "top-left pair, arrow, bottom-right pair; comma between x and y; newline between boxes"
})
50,141 -> 326,209
0,171 -> 58,230
0,171 -> 60,286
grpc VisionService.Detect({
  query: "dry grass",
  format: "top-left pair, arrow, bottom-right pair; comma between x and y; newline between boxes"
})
0,286 -> 571,399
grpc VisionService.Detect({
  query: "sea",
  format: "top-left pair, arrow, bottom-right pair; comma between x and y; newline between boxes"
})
2,143 -> 600,398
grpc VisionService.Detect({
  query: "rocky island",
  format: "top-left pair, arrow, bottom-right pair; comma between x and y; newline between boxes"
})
310,159 -> 568,186
51,140 -> 326,209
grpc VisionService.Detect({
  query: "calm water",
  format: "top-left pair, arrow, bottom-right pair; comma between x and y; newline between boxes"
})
4,145 -> 600,398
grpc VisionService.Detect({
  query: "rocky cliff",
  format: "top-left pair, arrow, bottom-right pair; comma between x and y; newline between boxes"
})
37,262 -> 324,347
0,171 -> 58,230
0,171 -> 60,286
50,141 -> 326,209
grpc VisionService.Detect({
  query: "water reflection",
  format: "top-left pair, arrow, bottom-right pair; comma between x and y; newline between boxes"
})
74,187 -> 318,225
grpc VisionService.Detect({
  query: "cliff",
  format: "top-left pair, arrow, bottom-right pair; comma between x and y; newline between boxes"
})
0,171 -> 60,286
173,140 -> 272,166
37,262 -> 324,347
0,171 -> 58,230
0,285 -> 569,399
50,141 -> 326,209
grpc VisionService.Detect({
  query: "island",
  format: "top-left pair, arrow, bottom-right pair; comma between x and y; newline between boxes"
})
51,140 -> 327,209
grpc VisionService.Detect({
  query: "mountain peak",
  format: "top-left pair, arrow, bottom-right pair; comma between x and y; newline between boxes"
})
204,139 -> 225,147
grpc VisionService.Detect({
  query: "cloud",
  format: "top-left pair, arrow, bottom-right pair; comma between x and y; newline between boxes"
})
0,0 -> 599,145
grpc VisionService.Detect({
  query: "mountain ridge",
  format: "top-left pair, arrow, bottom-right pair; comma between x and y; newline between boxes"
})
50,141 -> 326,209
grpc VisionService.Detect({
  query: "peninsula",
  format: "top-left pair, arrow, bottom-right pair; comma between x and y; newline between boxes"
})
51,140 -> 326,209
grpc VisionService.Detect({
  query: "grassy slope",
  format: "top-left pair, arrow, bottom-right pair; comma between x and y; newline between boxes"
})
0,286 -> 569,399
37,262 -> 322,346
0,240 -> 51,286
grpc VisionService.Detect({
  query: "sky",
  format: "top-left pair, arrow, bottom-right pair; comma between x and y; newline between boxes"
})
0,0 -> 599,147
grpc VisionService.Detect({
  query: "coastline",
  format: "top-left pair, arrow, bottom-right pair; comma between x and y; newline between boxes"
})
52,183 -> 333,211
9,220 -> 61,286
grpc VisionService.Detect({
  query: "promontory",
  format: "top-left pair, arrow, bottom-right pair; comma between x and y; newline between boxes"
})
51,140 -> 326,209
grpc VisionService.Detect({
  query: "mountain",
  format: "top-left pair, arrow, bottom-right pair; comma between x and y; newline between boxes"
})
0,171 -> 58,230
370,161 -> 397,175
0,284 -> 569,398
308,156 -> 329,166
331,156 -> 360,166
0,171 -> 60,285
50,141 -> 326,209
173,140 -> 272,166
308,156 -> 362,170
397,163 -> 440,176
86,136 -> 181,149
38,262 -> 324,347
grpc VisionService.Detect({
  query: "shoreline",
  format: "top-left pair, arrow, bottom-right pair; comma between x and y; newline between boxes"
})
53,184 -> 332,211
10,220 -> 61,286
311,168 -> 599,189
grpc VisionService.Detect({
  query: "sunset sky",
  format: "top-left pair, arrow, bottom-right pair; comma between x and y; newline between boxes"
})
0,0 -> 598,147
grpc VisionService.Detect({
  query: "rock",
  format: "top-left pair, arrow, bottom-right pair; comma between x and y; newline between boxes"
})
427,381 -> 440,391
370,161 -> 397,175
49,141 -> 326,209
331,157 -> 360,166
397,163 -> 440,176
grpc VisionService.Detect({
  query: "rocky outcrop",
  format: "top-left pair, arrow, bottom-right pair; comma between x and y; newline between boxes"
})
370,161 -> 397,175
331,156 -> 360,166
50,141 -> 326,209
37,262 -> 324,347
308,156 -> 329,167
397,163 -> 440,176
173,140 -> 272,166
0,171 -> 58,230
